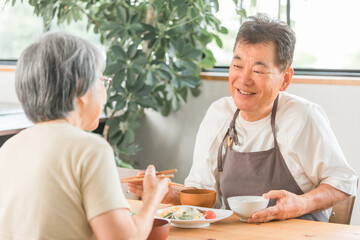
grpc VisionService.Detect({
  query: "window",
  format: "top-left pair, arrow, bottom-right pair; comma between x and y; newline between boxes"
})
0,1 -> 103,61
209,0 -> 360,73
1,0 -> 360,73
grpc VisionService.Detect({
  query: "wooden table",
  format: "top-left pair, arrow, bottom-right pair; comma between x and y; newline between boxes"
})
129,200 -> 360,240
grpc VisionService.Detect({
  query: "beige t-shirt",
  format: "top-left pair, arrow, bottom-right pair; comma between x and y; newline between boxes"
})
0,122 -> 130,239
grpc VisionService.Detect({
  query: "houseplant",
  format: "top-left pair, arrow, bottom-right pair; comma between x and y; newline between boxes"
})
9,0 -> 231,167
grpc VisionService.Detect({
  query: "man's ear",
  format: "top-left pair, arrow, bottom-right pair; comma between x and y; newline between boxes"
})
280,67 -> 294,91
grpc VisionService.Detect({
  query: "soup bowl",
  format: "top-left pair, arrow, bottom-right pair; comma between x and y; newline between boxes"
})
147,218 -> 170,240
180,189 -> 216,208
227,196 -> 269,222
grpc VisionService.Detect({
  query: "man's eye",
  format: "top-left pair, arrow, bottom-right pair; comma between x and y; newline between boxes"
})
253,70 -> 263,74
233,65 -> 242,69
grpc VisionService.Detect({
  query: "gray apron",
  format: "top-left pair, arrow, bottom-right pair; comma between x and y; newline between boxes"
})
217,96 -> 328,222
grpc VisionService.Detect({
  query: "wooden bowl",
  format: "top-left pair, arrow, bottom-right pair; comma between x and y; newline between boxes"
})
180,189 -> 216,208
147,218 -> 170,240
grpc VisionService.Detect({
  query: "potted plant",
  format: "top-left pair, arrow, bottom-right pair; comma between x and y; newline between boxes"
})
9,0 -> 231,168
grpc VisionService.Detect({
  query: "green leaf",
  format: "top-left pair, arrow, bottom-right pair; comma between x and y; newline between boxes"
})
180,76 -> 199,88
176,4 -> 188,18
182,45 -> 202,59
105,63 -> 122,75
115,99 -> 127,111
117,5 -> 127,23
136,96 -> 156,108
171,96 -> 179,111
106,29 -> 121,40
236,8 -> 247,18
126,69 -> 136,86
117,159 -> 134,169
146,71 -> 157,85
102,22 -> 120,31
191,86 -> 201,97
134,85 -> 152,97
123,129 -> 135,144
153,84 -> 166,92
106,118 -> 119,130
143,32 -> 156,41
128,102 -> 138,112
110,45 -> 126,62
157,69 -> 172,80
130,23 -> 143,32
219,26 -> 228,34
161,101 -> 171,116
212,34 -> 223,48
127,43 -> 138,59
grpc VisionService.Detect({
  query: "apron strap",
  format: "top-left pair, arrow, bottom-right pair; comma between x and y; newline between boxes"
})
218,109 -> 240,172
271,95 -> 279,147
218,95 -> 279,172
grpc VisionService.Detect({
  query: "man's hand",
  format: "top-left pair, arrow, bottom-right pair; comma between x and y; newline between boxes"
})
247,184 -> 349,223
247,190 -> 306,223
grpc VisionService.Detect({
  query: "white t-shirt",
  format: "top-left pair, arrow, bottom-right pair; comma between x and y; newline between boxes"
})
185,92 -> 358,211
0,122 -> 129,240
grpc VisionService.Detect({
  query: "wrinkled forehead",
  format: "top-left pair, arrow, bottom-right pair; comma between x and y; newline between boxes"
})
233,41 -> 277,66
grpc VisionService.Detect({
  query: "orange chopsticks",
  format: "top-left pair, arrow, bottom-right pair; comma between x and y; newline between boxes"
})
120,174 -> 174,183
120,169 -> 177,183
119,168 -> 185,188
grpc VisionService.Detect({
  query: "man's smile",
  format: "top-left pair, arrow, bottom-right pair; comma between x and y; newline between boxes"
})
238,89 -> 256,95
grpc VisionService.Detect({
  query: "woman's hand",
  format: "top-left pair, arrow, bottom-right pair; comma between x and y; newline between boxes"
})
247,190 -> 306,223
127,166 -> 182,205
141,165 -> 169,205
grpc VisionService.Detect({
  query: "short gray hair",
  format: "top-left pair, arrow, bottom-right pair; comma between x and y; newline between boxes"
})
234,13 -> 296,71
15,32 -> 105,123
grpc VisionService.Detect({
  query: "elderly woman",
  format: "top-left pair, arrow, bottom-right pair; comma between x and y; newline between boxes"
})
0,32 -> 168,239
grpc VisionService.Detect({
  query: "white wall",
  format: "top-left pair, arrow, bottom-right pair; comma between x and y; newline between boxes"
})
0,69 -> 18,104
133,79 -> 360,226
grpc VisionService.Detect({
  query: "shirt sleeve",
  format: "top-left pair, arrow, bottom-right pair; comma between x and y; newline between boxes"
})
185,98 -> 233,208
79,140 -> 130,220
291,103 -> 358,196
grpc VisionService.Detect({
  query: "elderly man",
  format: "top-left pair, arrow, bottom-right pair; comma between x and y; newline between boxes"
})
129,13 -> 358,223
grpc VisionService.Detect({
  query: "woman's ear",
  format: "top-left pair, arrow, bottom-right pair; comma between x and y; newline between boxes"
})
280,67 -> 294,91
77,91 -> 90,108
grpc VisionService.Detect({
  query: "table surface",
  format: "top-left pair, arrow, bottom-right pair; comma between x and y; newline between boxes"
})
129,200 -> 360,240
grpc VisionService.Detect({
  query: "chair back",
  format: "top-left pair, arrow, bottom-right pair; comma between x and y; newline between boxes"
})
117,167 -> 141,200
329,196 -> 355,225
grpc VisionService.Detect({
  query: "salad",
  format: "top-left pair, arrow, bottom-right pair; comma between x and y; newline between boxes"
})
159,206 -> 216,220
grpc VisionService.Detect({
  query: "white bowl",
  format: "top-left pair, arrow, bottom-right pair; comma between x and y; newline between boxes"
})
227,196 -> 269,222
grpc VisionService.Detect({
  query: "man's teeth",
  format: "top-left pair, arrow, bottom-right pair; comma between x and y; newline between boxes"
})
238,89 -> 254,95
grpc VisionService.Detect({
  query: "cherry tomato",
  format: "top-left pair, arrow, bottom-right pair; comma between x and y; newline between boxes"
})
205,210 -> 216,219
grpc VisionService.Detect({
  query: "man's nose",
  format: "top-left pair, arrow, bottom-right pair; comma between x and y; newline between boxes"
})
237,68 -> 253,85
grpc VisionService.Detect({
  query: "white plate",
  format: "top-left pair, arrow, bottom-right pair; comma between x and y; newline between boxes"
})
156,205 -> 233,229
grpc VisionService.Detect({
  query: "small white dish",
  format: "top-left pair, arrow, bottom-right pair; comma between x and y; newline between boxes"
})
156,205 -> 233,228
228,196 -> 269,222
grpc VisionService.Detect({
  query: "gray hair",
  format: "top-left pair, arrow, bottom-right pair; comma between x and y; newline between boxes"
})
15,32 -> 105,123
234,13 -> 296,71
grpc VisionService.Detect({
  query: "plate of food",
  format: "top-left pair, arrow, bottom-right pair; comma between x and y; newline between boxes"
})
156,205 -> 233,228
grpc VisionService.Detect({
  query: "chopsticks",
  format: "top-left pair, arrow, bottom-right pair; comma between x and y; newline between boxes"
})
120,169 -> 177,183
120,174 -> 174,183
168,182 -> 185,188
